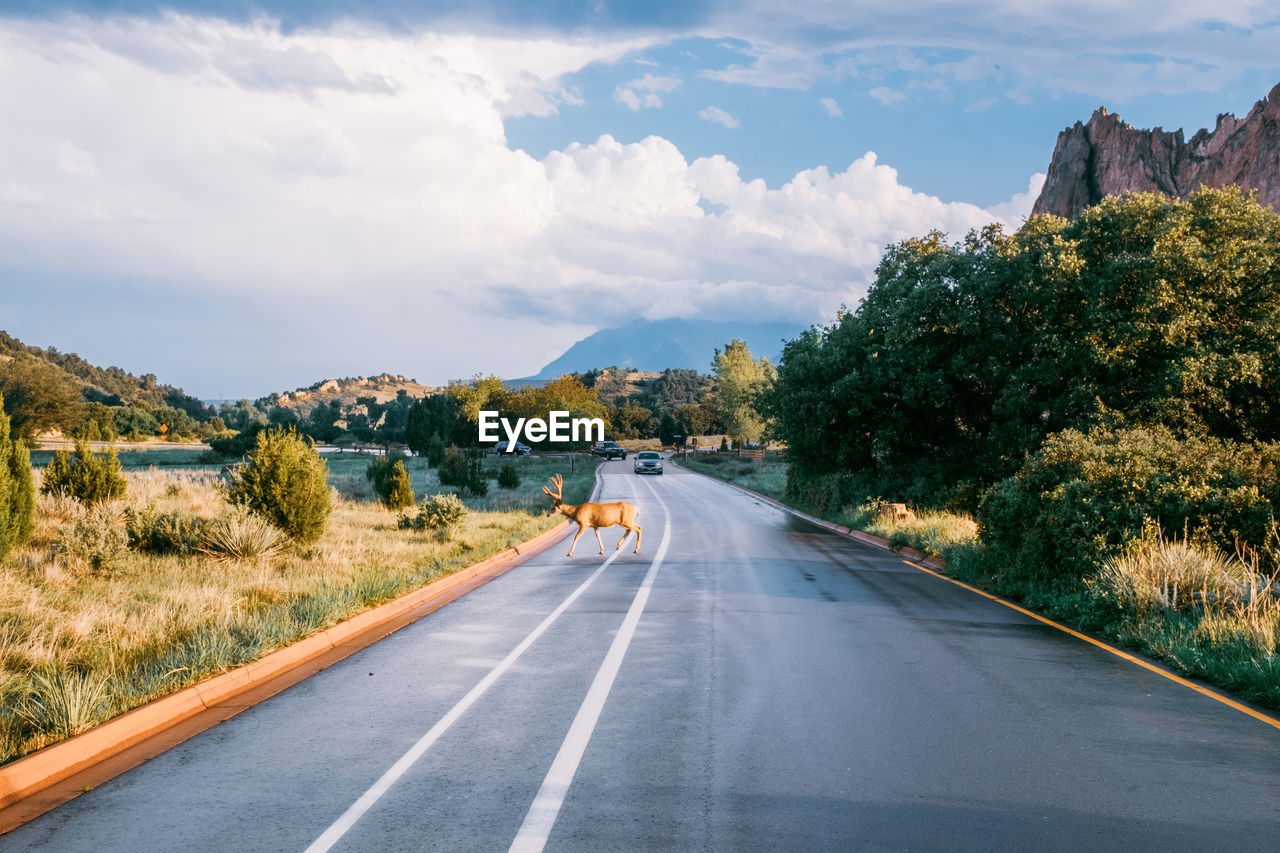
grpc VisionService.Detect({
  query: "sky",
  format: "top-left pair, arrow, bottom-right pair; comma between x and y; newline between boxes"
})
2,1 -> 1279,399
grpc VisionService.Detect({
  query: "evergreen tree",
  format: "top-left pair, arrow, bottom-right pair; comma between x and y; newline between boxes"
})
0,395 -> 36,561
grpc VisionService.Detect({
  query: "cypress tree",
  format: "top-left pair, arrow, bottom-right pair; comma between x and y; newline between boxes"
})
0,394 -> 36,561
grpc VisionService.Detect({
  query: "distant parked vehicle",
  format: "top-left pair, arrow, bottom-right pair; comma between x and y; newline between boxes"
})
633,451 -> 663,475
591,441 -> 628,460
495,441 -> 531,456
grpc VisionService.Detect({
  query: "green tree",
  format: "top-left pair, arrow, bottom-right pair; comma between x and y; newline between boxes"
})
366,451 -> 415,509
0,356 -> 85,442
41,439 -> 127,505
229,427 -> 331,543
0,394 -> 36,561
712,339 -> 775,448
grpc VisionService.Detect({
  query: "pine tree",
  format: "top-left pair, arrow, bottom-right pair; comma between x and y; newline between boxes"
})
0,394 -> 36,561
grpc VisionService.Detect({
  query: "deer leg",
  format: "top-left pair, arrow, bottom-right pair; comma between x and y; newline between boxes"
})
567,525 -> 585,557
634,524 -> 642,553
594,527 -> 605,555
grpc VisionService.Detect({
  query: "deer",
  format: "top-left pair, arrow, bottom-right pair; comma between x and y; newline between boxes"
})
542,473 -> 642,557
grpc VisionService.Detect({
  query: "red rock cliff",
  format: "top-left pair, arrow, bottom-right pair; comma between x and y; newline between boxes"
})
1032,83 -> 1280,218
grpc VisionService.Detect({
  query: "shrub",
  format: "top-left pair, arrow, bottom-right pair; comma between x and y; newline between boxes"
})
417,493 -> 468,540
124,505 -> 207,555
53,503 -> 129,574
366,452 -> 415,509
208,422 -> 266,459
497,462 -> 521,490
1091,532 -> 1255,616
978,425 -> 1280,585
40,439 -> 127,505
425,434 -> 446,469
0,394 -> 35,561
228,427 -> 331,544
438,446 -> 487,497
198,505 -> 289,561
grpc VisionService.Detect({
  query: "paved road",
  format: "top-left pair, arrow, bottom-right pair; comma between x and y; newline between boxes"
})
4,462 -> 1279,851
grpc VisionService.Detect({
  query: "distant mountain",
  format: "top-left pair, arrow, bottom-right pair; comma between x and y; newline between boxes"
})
522,318 -> 807,381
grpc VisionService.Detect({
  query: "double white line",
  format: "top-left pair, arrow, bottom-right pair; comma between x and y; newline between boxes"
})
305,477 -> 671,853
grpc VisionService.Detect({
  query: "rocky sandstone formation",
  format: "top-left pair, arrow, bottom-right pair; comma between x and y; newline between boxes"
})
1032,83 -> 1280,218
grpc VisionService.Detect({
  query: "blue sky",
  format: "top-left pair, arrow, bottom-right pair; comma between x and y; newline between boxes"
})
2,1 -> 1279,397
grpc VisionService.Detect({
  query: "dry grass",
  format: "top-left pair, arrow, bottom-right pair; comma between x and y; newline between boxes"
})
863,506 -> 980,558
0,454 -> 599,764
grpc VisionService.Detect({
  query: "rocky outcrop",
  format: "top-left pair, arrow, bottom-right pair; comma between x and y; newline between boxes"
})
1032,83 -> 1280,218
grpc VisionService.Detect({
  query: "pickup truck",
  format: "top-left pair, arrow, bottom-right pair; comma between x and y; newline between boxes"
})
591,441 -> 628,460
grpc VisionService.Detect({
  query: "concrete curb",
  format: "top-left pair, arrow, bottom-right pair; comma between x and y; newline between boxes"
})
672,459 -> 947,571
0,517 -> 576,819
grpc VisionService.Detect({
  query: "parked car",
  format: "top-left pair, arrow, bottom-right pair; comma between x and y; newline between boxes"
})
633,451 -> 663,475
495,440 -> 531,456
591,441 -> 628,460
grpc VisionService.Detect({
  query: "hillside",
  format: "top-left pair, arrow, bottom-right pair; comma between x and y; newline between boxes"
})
255,374 -> 442,416
0,330 -> 210,419
521,318 -> 805,381
1033,82 -> 1280,218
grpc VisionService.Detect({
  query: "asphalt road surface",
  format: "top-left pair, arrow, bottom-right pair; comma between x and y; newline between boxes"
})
4,462 -> 1279,852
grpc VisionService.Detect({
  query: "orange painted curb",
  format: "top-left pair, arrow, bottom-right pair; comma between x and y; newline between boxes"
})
0,516 -> 572,818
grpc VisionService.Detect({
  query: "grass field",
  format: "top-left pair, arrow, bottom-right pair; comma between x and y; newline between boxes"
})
0,449 -> 599,765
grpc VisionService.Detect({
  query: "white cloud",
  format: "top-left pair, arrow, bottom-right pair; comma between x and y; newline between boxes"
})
985,172 -> 1047,224
819,97 -> 842,117
0,14 -> 1040,390
613,72 -> 681,110
698,105 -> 741,128
868,86 -> 907,106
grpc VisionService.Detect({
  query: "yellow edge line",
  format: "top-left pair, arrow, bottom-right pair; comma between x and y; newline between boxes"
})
900,559 -> 1280,732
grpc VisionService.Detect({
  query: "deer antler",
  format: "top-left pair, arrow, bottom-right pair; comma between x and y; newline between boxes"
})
542,473 -> 564,503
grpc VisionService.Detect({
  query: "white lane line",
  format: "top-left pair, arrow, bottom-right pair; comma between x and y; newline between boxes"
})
304,541 -> 625,853
508,478 -> 672,853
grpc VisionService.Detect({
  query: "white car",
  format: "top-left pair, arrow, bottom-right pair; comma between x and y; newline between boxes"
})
633,451 -> 663,475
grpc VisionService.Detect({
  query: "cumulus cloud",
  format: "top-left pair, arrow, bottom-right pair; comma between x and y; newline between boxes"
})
698,105 -> 741,128
819,97 -> 842,117
0,14 -> 1040,390
613,72 -> 680,110
985,172 -> 1047,224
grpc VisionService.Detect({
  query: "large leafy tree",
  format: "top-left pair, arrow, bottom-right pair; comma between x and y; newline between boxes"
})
768,187 -> 1280,508
0,356 -> 85,442
711,339 -> 775,447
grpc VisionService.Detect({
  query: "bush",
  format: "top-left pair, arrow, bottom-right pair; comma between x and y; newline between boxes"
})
0,395 -> 35,561
366,452 -> 415,509
497,462 -> 521,490
198,505 -> 289,561
228,427 -> 331,544
978,426 -> 1280,585
438,446 -> 487,497
208,422 -> 265,458
417,493 -> 468,540
40,439 -> 127,505
425,434 -> 446,469
124,505 -> 207,555
53,503 -> 129,574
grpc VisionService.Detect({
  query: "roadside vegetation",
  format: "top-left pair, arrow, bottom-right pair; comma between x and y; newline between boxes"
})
690,188 -> 1280,710
0,437 -> 598,766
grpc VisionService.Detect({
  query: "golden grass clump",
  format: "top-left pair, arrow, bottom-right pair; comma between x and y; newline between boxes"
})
1094,535 -> 1256,614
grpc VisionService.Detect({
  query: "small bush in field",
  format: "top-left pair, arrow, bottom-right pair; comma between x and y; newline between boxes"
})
425,434 -> 446,468
497,462 -> 521,489
438,447 -> 487,497
366,452 -> 415,509
228,427 -> 330,544
124,505 -> 207,555
418,493 -> 468,540
53,503 -> 129,574
40,439 -> 127,505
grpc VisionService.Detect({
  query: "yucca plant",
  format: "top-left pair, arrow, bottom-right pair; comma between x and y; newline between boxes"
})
198,506 -> 289,562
